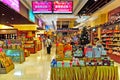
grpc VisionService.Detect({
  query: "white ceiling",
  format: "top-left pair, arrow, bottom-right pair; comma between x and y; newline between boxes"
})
20,0 -> 89,27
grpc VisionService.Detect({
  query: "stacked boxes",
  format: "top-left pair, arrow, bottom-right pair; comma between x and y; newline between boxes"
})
64,44 -> 72,58
85,45 -> 107,58
56,43 -> 64,58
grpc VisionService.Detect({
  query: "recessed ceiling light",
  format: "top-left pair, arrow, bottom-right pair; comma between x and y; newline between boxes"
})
2,13 -> 5,16
94,0 -> 98,1
11,18 -> 14,20
6,21 -> 9,23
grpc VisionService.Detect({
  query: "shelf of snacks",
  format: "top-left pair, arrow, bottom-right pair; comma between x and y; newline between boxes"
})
101,27 -> 120,51
113,40 -> 120,41
101,36 -> 113,38
107,49 -> 120,63
3,49 -> 25,63
100,26 -> 120,65
106,47 -> 120,51
0,51 -> 14,74
90,27 -> 98,45
24,40 -> 37,54
0,38 -> 23,50
36,40 -> 42,51
24,49 -> 30,57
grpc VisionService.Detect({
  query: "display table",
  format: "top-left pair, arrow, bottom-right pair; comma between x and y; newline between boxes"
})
3,49 -> 25,63
107,53 -> 120,63
51,66 -> 118,80
0,64 -> 14,74
24,40 -> 37,54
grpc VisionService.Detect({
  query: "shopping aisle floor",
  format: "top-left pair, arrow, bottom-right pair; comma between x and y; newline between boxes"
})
0,46 -> 56,80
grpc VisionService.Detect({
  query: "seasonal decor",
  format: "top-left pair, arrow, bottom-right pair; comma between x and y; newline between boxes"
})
80,27 -> 90,45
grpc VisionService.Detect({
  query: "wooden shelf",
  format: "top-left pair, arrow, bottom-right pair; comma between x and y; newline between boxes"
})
113,36 -> 120,38
107,44 -> 120,46
101,36 -> 113,38
101,32 -> 114,34
113,40 -> 120,42
103,39 -> 113,41
106,48 -> 120,52
102,30 -> 120,34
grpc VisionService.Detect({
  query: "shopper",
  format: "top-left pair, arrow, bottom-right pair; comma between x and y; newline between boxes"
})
45,36 -> 52,54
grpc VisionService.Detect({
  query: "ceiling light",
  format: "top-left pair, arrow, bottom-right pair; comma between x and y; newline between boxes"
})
2,13 -> 5,16
94,0 -> 98,1
6,21 -> 9,23
11,18 -> 14,20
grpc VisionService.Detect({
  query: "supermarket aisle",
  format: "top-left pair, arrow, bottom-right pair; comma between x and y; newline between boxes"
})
0,44 -> 56,80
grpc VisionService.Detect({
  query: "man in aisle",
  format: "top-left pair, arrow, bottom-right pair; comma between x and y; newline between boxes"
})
45,36 -> 52,54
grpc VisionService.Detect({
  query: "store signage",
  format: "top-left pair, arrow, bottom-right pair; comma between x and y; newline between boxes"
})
108,6 -> 120,21
38,19 -> 43,28
53,1 -> 73,13
29,10 -> 35,22
32,1 -> 52,13
1,0 -> 20,12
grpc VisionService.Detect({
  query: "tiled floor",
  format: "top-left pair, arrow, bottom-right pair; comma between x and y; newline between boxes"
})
0,46 -> 56,80
0,45 -> 120,80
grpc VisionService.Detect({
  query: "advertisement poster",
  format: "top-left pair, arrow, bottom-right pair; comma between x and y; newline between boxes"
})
32,1 -> 52,13
53,1 -> 73,13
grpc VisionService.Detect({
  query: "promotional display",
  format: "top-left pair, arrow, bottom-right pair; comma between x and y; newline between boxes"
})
0,52 -> 14,73
53,1 -> 73,13
32,1 -> 52,13
38,19 -> 43,28
29,10 -> 35,22
0,0 -> 20,12
3,49 -> 25,63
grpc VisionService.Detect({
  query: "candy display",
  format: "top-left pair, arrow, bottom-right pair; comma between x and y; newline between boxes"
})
107,51 -> 120,63
73,46 -> 83,58
51,59 -> 57,67
2,39 -> 23,50
85,45 -> 107,58
0,52 -> 14,74
3,49 -> 25,63
51,56 -> 113,67
56,43 -> 64,58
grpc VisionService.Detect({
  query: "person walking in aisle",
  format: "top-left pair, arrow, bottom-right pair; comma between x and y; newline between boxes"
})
45,36 -> 52,54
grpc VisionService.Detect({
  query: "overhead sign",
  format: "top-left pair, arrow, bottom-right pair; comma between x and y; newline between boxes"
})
29,10 -> 35,22
32,1 -> 52,13
53,1 -> 73,13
